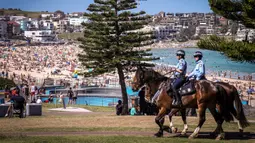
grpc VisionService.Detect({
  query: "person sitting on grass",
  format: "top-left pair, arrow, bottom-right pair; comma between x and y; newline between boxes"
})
48,95 -> 53,103
36,97 -> 42,104
130,105 -> 137,116
5,89 -> 25,118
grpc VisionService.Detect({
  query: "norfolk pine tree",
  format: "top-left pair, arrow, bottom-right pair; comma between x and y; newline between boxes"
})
198,0 -> 255,63
78,0 -> 156,114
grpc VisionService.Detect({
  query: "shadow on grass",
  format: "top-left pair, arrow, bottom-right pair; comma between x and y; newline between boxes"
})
161,126 -> 255,140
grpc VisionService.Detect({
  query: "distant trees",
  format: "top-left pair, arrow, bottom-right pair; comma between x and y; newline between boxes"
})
198,35 -> 255,63
54,10 -> 65,19
220,25 -> 228,34
0,10 -> 4,16
209,0 -> 255,29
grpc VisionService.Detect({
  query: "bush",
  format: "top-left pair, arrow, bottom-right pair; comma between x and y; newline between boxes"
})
0,77 -> 16,90
198,35 -> 255,63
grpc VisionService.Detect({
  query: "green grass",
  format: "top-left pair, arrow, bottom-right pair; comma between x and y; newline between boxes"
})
58,32 -> 83,40
42,103 -> 115,112
0,136 -> 254,143
0,9 -> 53,18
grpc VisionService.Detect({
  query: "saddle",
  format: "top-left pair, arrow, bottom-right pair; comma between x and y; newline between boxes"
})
164,79 -> 196,97
178,80 -> 196,96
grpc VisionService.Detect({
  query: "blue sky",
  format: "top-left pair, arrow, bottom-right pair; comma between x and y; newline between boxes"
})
2,0 -> 212,14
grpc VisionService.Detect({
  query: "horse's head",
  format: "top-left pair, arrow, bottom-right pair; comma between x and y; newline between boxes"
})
131,66 -> 147,91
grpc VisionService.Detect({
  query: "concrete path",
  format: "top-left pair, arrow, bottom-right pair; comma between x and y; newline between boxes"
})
48,107 -> 92,113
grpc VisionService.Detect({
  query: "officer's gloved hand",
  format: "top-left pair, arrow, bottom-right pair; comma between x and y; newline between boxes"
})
185,77 -> 190,82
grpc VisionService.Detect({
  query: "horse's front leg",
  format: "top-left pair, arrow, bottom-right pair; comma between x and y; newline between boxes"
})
155,107 -> 167,137
180,108 -> 188,135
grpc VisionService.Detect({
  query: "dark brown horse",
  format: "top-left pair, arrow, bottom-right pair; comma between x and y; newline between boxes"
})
132,67 -> 249,140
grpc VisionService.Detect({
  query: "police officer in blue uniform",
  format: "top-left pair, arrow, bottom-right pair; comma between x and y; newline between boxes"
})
171,50 -> 187,107
188,51 -> 206,80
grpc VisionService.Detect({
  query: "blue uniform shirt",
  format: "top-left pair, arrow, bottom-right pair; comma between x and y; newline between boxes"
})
188,60 -> 205,80
175,58 -> 187,76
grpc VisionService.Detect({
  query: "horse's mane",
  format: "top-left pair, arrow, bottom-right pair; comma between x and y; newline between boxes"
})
143,68 -> 168,82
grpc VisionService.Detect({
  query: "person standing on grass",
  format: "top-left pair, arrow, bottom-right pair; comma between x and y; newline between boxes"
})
30,83 -> 36,102
73,86 -> 78,105
138,86 -> 146,115
116,100 -> 123,116
67,87 -> 73,105
59,92 -> 66,109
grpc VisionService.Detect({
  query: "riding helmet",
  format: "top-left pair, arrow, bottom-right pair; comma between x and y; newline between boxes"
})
193,51 -> 203,58
176,50 -> 185,56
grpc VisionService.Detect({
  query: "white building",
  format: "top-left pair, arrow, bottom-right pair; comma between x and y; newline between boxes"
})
236,29 -> 255,42
0,21 -> 7,38
39,20 -> 54,30
24,30 -> 56,42
10,16 -> 27,21
69,17 -> 88,26
153,25 -> 177,39
41,13 -> 54,18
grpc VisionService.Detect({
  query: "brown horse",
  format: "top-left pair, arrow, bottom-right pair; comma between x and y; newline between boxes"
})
132,67 -> 249,140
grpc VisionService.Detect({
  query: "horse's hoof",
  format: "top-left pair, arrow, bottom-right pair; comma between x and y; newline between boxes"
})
154,132 -> 163,138
239,129 -> 243,133
188,135 -> 194,139
189,134 -> 198,139
181,131 -> 187,136
215,134 -> 225,140
172,127 -> 178,133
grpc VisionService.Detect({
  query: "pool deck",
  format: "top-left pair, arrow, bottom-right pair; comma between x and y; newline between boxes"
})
48,107 -> 92,113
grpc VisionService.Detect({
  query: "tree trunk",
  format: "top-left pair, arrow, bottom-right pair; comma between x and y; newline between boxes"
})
117,64 -> 129,115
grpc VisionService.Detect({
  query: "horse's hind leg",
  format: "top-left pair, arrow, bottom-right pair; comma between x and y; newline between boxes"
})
189,104 -> 206,139
208,107 -> 225,140
168,109 -> 179,133
155,107 -> 167,137
180,108 -> 188,135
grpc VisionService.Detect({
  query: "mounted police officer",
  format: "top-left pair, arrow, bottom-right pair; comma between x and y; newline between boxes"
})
171,50 -> 187,107
187,51 -> 206,80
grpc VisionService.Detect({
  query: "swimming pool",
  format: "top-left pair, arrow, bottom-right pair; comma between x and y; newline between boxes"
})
41,96 -> 121,107
41,86 -> 138,107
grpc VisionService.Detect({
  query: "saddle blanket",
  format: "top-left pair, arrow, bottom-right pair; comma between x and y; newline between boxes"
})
163,79 -> 196,96
178,80 -> 196,96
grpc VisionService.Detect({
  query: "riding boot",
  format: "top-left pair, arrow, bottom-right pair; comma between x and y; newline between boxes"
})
172,88 -> 182,107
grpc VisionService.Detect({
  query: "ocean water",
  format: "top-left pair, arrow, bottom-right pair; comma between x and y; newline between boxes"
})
151,48 -> 255,76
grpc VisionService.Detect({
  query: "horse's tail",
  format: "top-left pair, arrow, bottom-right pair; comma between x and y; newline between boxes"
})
233,87 -> 250,128
216,85 -> 233,122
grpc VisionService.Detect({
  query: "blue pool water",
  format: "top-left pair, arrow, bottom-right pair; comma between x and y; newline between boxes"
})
41,96 -> 121,106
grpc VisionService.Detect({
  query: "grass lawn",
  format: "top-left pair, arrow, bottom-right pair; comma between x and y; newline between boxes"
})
0,104 -> 254,142
0,136 -> 254,143
1,10 -> 52,18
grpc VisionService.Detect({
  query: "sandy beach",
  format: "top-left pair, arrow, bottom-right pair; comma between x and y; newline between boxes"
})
142,40 -> 198,49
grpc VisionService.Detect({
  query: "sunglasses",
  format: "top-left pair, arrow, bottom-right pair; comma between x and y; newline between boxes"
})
194,56 -> 199,58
